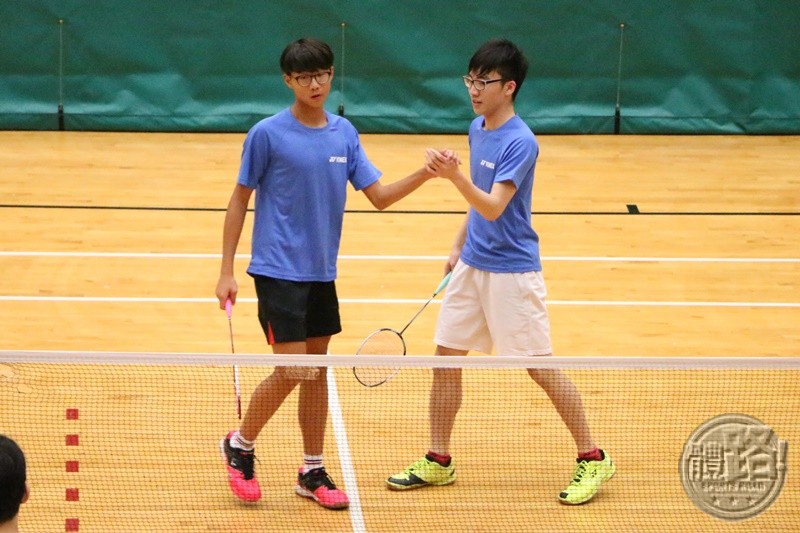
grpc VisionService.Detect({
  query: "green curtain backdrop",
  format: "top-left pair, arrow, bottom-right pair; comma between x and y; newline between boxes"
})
1,1 -> 798,133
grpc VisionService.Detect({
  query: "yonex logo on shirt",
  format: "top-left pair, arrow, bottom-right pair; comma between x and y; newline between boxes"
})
480,160 -> 495,169
329,156 -> 348,163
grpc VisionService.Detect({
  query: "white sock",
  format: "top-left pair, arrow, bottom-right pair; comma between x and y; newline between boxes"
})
302,454 -> 323,473
230,431 -> 255,451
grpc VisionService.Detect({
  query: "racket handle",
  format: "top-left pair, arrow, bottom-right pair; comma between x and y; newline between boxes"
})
225,298 -> 233,319
434,272 -> 452,295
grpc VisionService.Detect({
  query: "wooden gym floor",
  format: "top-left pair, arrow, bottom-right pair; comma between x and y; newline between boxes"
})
0,132 -> 799,532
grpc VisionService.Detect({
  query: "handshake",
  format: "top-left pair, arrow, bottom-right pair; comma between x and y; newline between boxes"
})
424,148 -> 462,178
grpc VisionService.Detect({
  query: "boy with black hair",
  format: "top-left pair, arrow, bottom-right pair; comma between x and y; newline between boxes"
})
0,435 -> 28,533
216,38 -> 434,510
386,39 -> 615,505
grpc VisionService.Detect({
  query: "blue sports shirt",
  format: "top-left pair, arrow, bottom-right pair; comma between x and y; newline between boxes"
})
237,109 -> 382,281
459,115 -> 541,273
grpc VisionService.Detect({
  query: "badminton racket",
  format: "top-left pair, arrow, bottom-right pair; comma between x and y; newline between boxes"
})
225,298 -> 242,419
353,272 -> 452,387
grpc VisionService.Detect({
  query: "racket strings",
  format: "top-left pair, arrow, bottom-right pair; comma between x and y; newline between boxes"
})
357,329 -> 405,355
354,329 -> 405,387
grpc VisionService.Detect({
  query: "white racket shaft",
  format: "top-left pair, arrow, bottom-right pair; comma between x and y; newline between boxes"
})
225,299 -> 242,419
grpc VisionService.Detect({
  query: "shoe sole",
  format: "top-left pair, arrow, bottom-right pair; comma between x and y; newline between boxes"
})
558,464 -> 616,505
385,475 -> 457,491
295,486 -> 349,510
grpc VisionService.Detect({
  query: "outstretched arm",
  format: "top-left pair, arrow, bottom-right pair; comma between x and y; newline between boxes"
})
360,167 -> 434,211
427,149 -> 515,221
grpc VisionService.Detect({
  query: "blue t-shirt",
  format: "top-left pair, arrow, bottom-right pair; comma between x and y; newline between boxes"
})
237,109 -> 382,281
459,115 -> 541,273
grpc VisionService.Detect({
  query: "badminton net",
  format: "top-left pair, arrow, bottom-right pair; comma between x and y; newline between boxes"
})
1,351 -> 798,533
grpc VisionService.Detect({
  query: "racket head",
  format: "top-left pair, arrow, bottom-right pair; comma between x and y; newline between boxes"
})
353,328 -> 406,387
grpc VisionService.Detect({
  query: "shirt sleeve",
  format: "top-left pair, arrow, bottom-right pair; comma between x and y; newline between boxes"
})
237,124 -> 270,189
348,131 -> 382,191
494,135 -> 537,188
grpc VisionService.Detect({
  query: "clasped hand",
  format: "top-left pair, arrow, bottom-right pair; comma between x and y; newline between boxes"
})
425,148 -> 461,179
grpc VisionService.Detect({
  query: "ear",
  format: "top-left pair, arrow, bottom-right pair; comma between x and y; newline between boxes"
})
504,80 -> 516,97
283,73 -> 293,89
22,483 -> 29,504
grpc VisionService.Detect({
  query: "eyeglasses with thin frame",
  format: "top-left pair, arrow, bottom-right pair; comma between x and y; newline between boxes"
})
462,76 -> 506,91
293,70 -> 332,87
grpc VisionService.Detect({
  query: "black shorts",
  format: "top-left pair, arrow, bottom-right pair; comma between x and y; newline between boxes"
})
252,275 -> 342,344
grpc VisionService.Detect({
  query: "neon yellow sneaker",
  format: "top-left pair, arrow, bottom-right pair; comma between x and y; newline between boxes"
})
558,451 -> 615,504
386,456 -> 457,490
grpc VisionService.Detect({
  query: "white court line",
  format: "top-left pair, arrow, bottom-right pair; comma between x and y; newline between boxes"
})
0,296 -> 799,307
326,368 -> 366,533
2,251 -> 800,262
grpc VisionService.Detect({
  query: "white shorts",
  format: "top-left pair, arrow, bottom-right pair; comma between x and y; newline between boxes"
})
434,262 -> 552,356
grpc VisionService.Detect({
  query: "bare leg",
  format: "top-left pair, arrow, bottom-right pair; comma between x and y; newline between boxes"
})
238,371 -> 298,442
430,345 -> 468,454
238,338 -> 329,447
527,366 -> 595,453
297,336 -> 331,456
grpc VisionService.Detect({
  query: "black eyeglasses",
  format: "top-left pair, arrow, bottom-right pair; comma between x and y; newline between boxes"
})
462,76 -> 505,91
293,70 -> 332,87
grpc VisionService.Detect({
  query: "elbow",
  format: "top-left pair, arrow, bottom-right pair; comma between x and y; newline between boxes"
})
482,209 -> 503,222
372,191 -> 395,211
482,200 -> 510,221
364,183 -> 391,211
372,197 -> 390,211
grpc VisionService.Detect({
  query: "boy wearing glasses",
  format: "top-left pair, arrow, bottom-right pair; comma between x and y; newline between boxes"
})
216,38 -> 434,510
386,39 -> 615,505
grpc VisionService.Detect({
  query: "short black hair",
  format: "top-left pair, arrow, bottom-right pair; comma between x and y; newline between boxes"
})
468,39 -> 529,100
0,435 -> 26,523
279,38 -> 334,74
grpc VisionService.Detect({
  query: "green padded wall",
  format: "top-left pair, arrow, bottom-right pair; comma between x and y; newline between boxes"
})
1,1 -> 798,133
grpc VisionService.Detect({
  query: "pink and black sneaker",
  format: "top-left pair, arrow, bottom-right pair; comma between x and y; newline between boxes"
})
220,431 -> 261,502
295,467 -> 349,510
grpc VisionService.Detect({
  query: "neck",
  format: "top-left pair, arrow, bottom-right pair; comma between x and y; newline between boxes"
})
290,102 -> 327,128
0,517 -> 19,533
482,104 -> 516,131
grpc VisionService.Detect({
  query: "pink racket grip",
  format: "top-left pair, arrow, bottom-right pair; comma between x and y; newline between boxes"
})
225,298 -> 233,319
